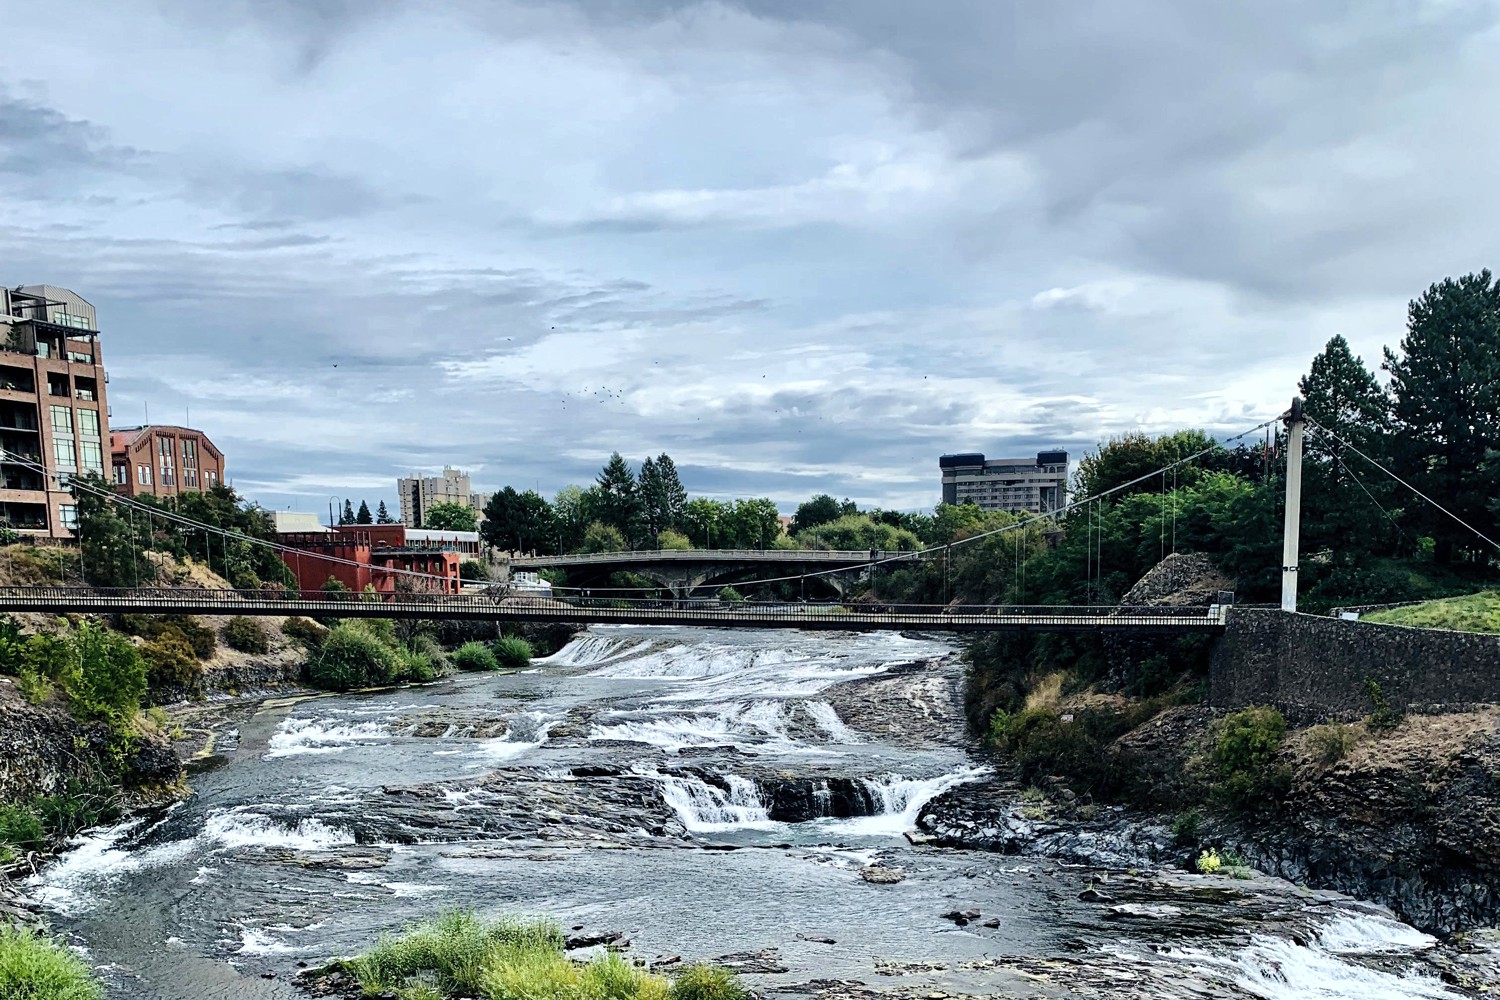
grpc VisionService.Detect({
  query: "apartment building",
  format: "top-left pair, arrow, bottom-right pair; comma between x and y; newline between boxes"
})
939,450 -> 1069,514
0,285 -> 112,537
111,425 -> 225,499
397,466 -> 491,526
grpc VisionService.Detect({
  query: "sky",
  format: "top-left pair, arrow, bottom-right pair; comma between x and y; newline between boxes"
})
3,0 -> 1499,516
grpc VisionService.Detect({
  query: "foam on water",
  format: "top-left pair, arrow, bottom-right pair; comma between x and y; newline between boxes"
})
655,774 -> 783,833
590,700 -> 817,754
805,701 -> 860,743
235,928 -> 312,956
543,635 -> 658,667
266,717 -> 390,758
28,816 -> 200,916
467,709 -> 555,764
815,767 -> 989,838
202,809 -> 355,851
1160,909 -> 1459,1000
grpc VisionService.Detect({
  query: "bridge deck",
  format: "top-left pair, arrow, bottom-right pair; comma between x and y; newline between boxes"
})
511,548 -> 900,568
0,588 -> 1228,633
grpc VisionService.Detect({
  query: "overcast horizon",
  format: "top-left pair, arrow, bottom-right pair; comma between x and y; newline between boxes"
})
4,0 -> 1499,516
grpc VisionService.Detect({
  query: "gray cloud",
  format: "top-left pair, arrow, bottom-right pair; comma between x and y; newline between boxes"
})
0,0 -> 1493,514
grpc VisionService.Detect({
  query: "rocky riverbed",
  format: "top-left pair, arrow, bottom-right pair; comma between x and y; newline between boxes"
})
12,625 -> 1499,998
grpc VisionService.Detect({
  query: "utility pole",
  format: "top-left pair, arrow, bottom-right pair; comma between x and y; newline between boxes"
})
1281,397 -> 1305,613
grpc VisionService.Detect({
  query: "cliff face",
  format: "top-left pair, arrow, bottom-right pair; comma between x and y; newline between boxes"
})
0,682 -> 180,803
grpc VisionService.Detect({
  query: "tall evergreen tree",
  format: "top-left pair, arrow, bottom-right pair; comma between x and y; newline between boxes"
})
595,452 -> 640,541
340,499 -> 356,525
1298,336 -> 1395,554
638,457 -> 669,542
654,453 -> 688,530
375,500 -> 395,524
355,500 -> 373,524
1383,271 -> 1500,562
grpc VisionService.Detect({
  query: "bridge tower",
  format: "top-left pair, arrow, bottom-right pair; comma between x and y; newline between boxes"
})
1281,396 -> 1306,613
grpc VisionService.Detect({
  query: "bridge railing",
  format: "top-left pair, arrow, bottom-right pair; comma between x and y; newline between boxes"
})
0,585 -> 1228,623
510,548 -> 902,565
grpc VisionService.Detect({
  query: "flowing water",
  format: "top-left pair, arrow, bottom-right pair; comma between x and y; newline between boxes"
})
25,627 -> 1482,998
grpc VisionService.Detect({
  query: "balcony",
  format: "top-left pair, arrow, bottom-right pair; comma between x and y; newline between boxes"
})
67,351 -> 94,365
76,389 -> 95,401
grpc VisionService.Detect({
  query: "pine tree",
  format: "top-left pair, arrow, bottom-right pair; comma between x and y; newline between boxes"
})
375,500 -> 394,524
595,452 -> 640,542
655,453 -> 688,530
1384,271 -> 1500,562
1300,335 -> 1390,480
638,456 -> 667,542
340,499 -> 355,525
355,500 -> 373,524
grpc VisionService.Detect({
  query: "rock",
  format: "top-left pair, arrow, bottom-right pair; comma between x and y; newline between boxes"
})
713,949 -> 789,974
566,931 -> 624,949
1106,903 -> 1184,921
981,918 -> 1001,929
798,934 -> 837,945
859,866 -> 906,884
939,909 -> 980,926
1078,888 -> 1116,903
904,831 -> 936,846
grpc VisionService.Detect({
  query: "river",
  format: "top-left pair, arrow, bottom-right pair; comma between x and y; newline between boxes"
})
24,626 -> 1485,998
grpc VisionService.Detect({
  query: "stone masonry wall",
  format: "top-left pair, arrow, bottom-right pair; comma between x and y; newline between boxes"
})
1210,608 -> 1500,721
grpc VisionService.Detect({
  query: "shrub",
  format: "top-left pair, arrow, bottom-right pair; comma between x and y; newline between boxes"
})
1210,707 -> 1291,814
30,781 -> 120,841
1195,848 -> 1222,874
350,911 -> 564,998
717,586 -> 745,604
164,616 -> 216,659
657,530 -> 693,551
460,559 -> 491,582
988,705 -> 1142,793
0,803 -> 45,852
397,649 -> 438,683
0,924 -> 102,1000
581,521 -> 625,553
281,617 -> 328,649
1171,810 -> 1202,846
670,964 -> 749,1000
21,633 -> 72,681
141,630 -> 202,699
490,636 -> 532,670
63,622 -> 148,729
308,622 -> 400,691
1307,723 -> 1357,765
223,616 -> 269,654
0,615 -> 22,675
17,668 -> 51,704
1364,679 -> 1404,731
452,641 -> 499,672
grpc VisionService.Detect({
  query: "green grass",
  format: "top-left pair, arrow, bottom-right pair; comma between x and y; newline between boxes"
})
345,911 -> 743,1000
0,924 -> 103,1000
1363,590 -> 1500,633
489,637 -> 533,670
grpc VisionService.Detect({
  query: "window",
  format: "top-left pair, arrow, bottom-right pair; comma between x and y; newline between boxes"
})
158,435 -> 174,486
206,469 -> 218,486
50,405 -> 76,474
79,440 -> 103,474
184,468 -> 197,487
78,410 -> 99,438
49,405 -> 73,436
113,464 -> 127,485
138,464 -> 152,486
182,438 -> 197,467
59,504 -> 77,530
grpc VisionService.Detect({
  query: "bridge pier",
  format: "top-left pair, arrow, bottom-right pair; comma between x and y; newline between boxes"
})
1281,397 -> 1305,613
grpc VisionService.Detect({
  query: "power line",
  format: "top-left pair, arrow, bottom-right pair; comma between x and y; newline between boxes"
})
1303,419 -> 1500,555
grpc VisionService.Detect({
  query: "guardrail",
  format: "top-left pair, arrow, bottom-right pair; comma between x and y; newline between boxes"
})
0,586 -> 1229,633
510,549 -> 904,566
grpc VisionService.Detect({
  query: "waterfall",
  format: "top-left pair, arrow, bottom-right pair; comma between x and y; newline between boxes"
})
654,775 -> 780,833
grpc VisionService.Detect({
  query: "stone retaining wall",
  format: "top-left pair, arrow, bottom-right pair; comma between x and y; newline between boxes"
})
1210,608 -> 1500,720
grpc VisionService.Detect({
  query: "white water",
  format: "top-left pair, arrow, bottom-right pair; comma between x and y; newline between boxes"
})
1165,909 -> 1460,999
202,809 -> 355,851
590,700 -> 822,754
265,717 -> 389,758
655,774 -> 780,833
816,767 -> 990,838
27,815 -> 199,916
467,709 -> 556,765
805,701 -> 861,743
653,766 -> 988,838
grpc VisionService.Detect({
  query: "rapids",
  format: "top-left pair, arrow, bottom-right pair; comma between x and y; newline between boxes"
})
23,626 -> 1486,998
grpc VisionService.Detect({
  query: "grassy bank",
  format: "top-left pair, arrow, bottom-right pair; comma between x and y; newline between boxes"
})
0,924 -> 101,999
1363,590 -> 1500,633
332,910 -> 745,1000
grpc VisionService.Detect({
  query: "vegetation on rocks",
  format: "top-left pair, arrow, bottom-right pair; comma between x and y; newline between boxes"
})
489,636 -> 532,670
223,616 -> 269,654
281,616 -> 328,649
342,910 -> 744,1000
452,642 -> 499,672
309,621 -> 401,690
0,924 -> 102,1000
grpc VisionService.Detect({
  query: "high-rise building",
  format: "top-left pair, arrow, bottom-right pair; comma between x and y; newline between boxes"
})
939,450 -> 1069,513
397,466 -> 491,526
110,425 -> 225,499
0,285 -> 112,537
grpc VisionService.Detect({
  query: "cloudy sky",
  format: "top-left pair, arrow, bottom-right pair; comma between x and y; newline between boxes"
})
3,0 -> 1498,515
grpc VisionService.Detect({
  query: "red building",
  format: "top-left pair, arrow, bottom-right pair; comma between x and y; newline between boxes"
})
111,425 -> 225,498
278,525 -> 462,596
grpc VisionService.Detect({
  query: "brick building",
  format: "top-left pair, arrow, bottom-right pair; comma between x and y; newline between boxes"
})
0,285 -> 112,537
277,524 -> 464,595
111,425 -> 224,498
